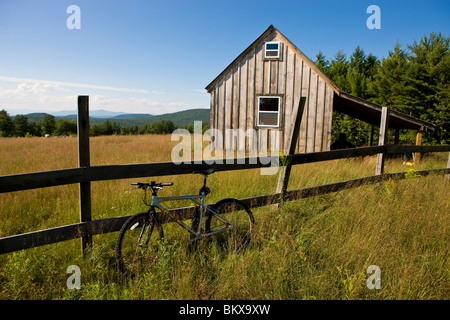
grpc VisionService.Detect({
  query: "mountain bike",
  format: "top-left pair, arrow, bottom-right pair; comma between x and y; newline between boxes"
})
115,168 -> 254,272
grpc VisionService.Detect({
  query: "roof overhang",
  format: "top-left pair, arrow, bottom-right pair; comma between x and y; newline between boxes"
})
334,92 -> 436,131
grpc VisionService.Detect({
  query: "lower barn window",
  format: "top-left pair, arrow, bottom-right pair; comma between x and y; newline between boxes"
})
257,96 -> 280,127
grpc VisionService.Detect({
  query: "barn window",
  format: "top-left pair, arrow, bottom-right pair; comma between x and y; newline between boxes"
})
264,42 -> 280,58
257,96 -> 280,127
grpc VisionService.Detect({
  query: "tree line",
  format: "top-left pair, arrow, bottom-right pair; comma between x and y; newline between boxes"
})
316,32 -> 449,145
0,112 -> 207,137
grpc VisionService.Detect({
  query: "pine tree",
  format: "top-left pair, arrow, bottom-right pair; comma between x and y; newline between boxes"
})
371,41 -> 415,113
407,32 -> 450,143
13,115 -> 29,137
0,109 -> 14,137
328,51 -> 350,92
314,51 -> 330,73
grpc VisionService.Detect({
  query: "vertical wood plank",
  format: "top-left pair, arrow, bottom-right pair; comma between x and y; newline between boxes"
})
224,72 -> 233,151
299,61 -> 310,153
210,88 -> 215,149
315,78 -> 325,152
284,47 -> 294,150
247,49 -> 256,152
217,79 -> 225,151
306,71 -> 317,153
293,54 -> 302,153
264,60 -> 270,94
232,65 -> 240,152
258,129 -> 268,154
238,56 -> 248,154
255,43 -> 264,94
77,95 -> 92,255
375,107 -> 389,175
278,44 -> 287,152
270,59 -> 278,94
323,86 -> 334,151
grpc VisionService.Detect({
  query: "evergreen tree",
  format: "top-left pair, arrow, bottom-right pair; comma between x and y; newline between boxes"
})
54,119 -> 77,136
371,41 -> 415,113
39,114 -> 56,135
407,32 -> 450,143
0,109 -> 14,137
328,51 -> 350,92
13,115 -> 29,137
314,51 -> 330,73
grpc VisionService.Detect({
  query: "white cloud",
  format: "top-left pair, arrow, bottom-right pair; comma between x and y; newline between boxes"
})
0,76 -> 206,115
0,76 -> 150,94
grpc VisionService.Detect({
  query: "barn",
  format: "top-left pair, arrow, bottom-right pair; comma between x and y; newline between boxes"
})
205,25 -> 435,154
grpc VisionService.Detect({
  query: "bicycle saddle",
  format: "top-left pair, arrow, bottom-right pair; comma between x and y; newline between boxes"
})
193,168 -> 215,175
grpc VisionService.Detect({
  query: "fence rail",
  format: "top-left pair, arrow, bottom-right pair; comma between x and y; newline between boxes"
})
1,145 -> 449,194
1,146 -> 449,254
1,96 -> 449,255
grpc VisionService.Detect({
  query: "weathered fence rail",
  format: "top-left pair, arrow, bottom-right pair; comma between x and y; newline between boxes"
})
1,146 -> 449,255
2,144 -> 448,194
1,96 -> 449,255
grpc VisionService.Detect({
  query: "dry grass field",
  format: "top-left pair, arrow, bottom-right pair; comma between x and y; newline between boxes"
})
0,134 -> 449,300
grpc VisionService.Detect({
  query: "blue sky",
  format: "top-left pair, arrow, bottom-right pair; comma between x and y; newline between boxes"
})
0,0 -> 449,115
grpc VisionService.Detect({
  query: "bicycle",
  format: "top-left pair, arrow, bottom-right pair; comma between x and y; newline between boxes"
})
115,168 -> 255,272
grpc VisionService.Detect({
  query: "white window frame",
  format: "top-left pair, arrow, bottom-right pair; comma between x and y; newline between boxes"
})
257,96 -> 280,128
264,41 -> 280,59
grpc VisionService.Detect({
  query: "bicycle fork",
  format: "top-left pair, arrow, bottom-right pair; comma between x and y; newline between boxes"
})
136,208 -> 157,247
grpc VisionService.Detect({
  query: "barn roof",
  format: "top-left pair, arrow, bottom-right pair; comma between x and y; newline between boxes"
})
205,25 -> 435,132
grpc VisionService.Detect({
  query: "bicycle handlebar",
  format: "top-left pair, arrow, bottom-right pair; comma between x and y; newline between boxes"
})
131,181 -> 173,190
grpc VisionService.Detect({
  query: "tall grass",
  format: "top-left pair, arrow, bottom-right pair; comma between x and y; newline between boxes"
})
0,135 -> 449,299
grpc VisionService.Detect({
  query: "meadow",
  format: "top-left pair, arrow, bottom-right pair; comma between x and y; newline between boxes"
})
0,134 -> 449,300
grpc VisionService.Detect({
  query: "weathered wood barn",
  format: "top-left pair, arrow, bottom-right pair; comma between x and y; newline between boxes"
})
205,25 -> 435,154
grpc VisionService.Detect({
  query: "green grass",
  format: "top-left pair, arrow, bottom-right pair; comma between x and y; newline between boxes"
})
0,135 -> 449,299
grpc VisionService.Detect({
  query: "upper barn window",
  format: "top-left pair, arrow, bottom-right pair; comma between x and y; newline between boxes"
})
264,41 -> 280,59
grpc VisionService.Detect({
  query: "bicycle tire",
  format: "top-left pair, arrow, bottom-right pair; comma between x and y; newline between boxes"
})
205,198 -> 254,250
115,211 -> 163,273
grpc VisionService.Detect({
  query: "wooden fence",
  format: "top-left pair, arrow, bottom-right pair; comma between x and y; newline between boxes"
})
1,96 -> 449,255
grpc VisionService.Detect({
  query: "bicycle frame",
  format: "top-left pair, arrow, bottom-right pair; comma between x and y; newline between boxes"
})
148,193 -> 232,241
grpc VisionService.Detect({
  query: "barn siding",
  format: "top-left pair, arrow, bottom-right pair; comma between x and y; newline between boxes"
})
208,31 -> 335,154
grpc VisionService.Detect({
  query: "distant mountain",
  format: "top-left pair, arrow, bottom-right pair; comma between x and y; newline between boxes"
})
111,113 -> 152,119
51,109 -> 131,118
18,108 -> 210,127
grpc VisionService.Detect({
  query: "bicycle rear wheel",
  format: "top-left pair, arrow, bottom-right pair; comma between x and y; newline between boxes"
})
205,198 -> 254,250
115,211 -> 163,273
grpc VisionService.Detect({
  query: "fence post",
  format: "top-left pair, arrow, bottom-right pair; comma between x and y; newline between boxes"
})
414,128 -> 423,163
276,97 -> 306,205
77,96 -> 92,256
375,107 -> 389,176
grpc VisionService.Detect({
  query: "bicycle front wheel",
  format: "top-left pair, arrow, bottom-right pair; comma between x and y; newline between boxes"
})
115,211 -> 163,273
205,198 -> 254,250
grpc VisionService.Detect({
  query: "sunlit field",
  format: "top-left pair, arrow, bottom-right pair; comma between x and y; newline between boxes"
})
0,134 -> 449,300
